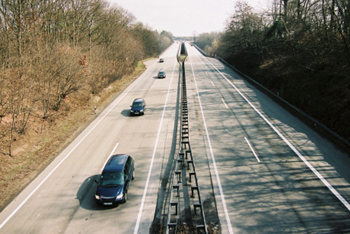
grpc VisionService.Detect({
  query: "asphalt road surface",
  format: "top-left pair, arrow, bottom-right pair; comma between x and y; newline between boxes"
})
184,43 -> 350,233
0,43 -> 181,234
0,42 -> 350,233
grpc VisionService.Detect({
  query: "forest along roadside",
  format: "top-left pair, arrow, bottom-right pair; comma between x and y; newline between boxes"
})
0,61 -> 149,212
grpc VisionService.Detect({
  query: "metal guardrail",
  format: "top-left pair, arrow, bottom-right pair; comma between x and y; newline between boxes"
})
166,43 -> 208,233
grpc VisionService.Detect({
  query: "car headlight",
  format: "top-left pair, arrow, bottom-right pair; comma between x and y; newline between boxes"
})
95,194 -> 100,200
116,193 -> 123,200
140,110 -> 144,112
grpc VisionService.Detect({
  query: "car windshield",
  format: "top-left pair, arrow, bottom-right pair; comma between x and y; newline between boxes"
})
100,172 -> 123,186
133,102 -> 143,107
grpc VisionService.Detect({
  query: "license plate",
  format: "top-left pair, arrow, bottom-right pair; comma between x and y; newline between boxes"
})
104,202 -> 113,205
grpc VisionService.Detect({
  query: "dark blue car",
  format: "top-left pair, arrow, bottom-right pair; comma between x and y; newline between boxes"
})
130,98 -> 146,116
95,154 -> 135,206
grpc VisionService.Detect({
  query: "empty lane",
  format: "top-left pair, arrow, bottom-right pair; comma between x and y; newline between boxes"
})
185,43 -> 350,233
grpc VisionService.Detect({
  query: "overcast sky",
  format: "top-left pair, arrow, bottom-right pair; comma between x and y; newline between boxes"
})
106,0 -> 270,36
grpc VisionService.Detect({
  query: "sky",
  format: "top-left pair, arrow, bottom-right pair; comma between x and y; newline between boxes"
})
106,0 -> 270,37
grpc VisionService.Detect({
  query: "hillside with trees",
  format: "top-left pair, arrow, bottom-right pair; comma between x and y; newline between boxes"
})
0,0 -> 173,210
194,0 -> 350,145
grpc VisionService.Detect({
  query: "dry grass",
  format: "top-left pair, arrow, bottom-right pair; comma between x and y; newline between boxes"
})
0,62 -> 146,211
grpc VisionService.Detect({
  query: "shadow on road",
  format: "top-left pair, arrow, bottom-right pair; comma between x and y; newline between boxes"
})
121,109 -> 131,117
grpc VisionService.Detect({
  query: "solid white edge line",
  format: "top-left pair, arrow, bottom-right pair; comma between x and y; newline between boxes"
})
245,137 -> 260,162
190,59 -> 234,234
100,143 -> 120,171
207,58 -> 350,212
0,61 -> 156,230
133,59 -> 176,234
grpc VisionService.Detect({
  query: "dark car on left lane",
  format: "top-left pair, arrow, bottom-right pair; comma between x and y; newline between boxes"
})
95,154 -> 135,206
130,98 -> 146,116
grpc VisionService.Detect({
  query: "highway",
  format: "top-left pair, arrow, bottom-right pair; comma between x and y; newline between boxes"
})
0,43 -> 181,234
184,43 -> 350,233
0,42 -> 350,233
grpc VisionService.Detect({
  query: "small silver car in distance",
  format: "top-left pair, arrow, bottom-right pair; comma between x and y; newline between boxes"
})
158,70 -> 166,78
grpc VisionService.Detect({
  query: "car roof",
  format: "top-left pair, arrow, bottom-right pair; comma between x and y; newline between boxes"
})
102,154 -> 129,173
133,98 -> 144,103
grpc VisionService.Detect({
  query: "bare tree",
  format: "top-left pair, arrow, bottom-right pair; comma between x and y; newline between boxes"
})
0,0 -> 172,156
